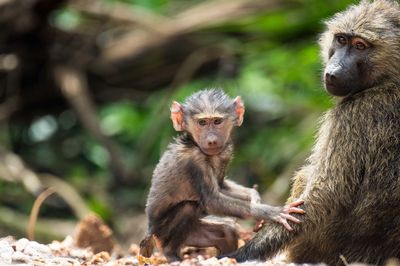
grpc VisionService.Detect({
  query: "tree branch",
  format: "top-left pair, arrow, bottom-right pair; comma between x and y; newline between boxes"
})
90,0 -> 290,70
70,0 -> 170,34
54,65 -> 132,184
0,148 -> 89,219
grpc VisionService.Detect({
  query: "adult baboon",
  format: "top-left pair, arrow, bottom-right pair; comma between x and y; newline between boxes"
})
224,0 -> 400,265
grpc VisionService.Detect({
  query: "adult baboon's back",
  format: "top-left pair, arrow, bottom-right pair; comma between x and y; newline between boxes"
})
227,0 -> 400,265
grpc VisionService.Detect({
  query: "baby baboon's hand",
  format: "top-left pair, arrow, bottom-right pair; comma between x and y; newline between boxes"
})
251,200 -> 305,231
249,188 -> 261,204
278,199 -> 305,231
253,219 -> 265,232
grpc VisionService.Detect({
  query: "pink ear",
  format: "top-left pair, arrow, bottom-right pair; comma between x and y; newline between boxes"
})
170,101 -> 185,131
234,96 -> 245,126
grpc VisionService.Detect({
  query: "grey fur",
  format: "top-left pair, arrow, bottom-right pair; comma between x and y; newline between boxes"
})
142,89 -> 254,261
183,89 -> 236,118
142,89 -> 303,261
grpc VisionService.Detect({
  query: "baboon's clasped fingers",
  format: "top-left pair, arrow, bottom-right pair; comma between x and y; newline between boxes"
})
278,215 -> 293,231
289,199 -> 305,208
288,207 -> 305,214
278,213 -> 301,231
276,199 -> 305,231
280,213 -> 301,224
285,199 -> 305,214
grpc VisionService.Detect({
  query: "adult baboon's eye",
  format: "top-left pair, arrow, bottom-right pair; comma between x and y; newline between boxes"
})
355,42 -> 366,50
337,35 -> 347,45
213,118 -> 223,125
198,119 -> 207,126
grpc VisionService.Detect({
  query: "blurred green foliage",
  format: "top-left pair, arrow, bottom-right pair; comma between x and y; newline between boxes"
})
2,0 -> 357,223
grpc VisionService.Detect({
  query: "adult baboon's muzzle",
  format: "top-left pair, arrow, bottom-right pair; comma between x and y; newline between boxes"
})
324,50 -> 359,97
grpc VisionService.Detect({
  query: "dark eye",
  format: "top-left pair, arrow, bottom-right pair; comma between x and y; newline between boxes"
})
355,42 -> 366,50
214,118 -> 223,125
337,35 -> 347,45
198,119 -> 207,126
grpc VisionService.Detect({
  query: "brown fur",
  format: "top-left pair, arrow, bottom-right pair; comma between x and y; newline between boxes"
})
142,89 -> 305,261
228,1 -> 400,265
141,89 -> 305,261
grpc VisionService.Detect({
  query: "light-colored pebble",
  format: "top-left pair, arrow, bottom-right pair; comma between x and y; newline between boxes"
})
15,238 -> 30,252
69,247 -> 92,259
12,251 -> 29,262
49,257 -> 81,266
200,257 -> 219,265
0,243 -> 14,264
24,241 -> 51,255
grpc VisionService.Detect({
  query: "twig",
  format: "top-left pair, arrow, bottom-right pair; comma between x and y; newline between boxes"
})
55,65 -> 131,184
39,174 -> 89,219
0,148 -> 43,194
27,187 -> 55,240
0,206 -> 75,242
0,0 -> 13,6
70,0 -> 170,34
0,148 -> 89,219
172,0 -> 292,33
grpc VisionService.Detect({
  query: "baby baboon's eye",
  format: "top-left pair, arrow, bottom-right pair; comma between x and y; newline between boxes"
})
198,119 -> 207,126
214,118 -> 223,125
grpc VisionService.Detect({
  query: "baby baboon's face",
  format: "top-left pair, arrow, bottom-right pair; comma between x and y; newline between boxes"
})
171,89 -> 245,156
187,114 -> 234,156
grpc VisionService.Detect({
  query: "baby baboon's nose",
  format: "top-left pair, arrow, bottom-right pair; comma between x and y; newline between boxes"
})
207,135 -> 218,147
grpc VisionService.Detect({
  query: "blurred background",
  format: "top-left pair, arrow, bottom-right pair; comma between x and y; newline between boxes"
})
0,0 -> 356,247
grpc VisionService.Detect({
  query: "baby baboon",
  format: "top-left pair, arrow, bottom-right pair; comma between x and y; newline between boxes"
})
140,89 -> 304,261
225,0 -> 400,265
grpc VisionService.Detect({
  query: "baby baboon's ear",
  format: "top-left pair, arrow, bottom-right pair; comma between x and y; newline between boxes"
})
170,101 -> 185,131
233,96 -> 245,126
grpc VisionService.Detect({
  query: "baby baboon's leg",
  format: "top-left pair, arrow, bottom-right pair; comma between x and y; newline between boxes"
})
156,201 -> 200,261
183,217 -> 239,254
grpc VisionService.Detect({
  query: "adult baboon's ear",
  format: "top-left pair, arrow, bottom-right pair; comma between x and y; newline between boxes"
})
233,96 -> 245,126
170,101 -> 185,131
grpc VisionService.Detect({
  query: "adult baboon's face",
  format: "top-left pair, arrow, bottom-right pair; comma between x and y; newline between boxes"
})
324,34 -> 373,97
